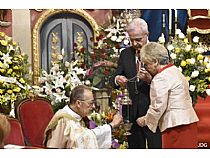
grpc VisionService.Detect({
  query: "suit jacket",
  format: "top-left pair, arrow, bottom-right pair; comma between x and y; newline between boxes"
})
111,47 -> 150,122
145,64 -> 199,133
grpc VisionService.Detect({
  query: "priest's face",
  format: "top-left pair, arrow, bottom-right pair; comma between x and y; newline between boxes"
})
79,90 -> 95,117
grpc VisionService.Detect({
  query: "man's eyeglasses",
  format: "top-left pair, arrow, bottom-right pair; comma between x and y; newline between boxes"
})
79,100 -> 96,107
130,33 -> 148,43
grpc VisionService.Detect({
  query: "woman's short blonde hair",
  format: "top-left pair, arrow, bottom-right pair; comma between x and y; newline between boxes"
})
140,42 -> 169,65
0,113 -> 11,148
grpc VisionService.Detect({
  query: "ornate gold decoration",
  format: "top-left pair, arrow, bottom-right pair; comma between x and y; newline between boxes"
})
187,27 -> 210,34
32,9 -> 99,85
120,9 -> 141,24
51,32 -> 59,61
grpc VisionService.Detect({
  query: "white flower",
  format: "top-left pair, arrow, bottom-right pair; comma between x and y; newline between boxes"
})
185,45 -> 191,52
113,47 -> 118,53
116,38 -> 122,43
123,39 -> 130,45
111,36 -> 117,41
73,67 -> 86,76
96,113 -> 101,121
190,58 -> 196,64
1,53 -> 12,64
189,85 -> 196,92
191,70 -> 199,78
57,54 -> 63,60
175,29 -> 181,35
52,64 -> 60,71
38,77 -> 46,84
178,33 -> 185,39
65,61 -> 70,67
204,57 -> 209,63
85,80 -> 91,86
195,47 -> 204,53
170,53 -> 176,59
167,45 -> 174,51
193,36 -> 199,43
118,36 -> 125,40
206,89 -> 210,96
206,63 -> 210,69
55,87 -> 62,93
158,33 -> 165,43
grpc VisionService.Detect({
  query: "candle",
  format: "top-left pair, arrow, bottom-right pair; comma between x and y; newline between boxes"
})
169,9 -> 172,34
162,12 -> 165,28
175,9 -> 178,30
175,9 -> 178,21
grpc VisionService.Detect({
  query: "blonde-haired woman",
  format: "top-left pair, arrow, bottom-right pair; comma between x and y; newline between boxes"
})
0,113 -> 11,148
136,42 -> 199,148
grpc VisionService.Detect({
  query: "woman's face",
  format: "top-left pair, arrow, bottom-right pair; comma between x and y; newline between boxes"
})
144,62 -> 159,76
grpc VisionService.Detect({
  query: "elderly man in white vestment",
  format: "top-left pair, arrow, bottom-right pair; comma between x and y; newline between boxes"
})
44,85 -> 123,149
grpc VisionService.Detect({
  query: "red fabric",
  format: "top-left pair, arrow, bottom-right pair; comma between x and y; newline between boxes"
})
158,63 -> 173,74
195,96 -> 210,148
190,9 -> 208,17
162,123 -> 197,149
4,118 -> 25,146
188,19 -> 210,30
17,98 -> 54,147
188,9 -> 210,30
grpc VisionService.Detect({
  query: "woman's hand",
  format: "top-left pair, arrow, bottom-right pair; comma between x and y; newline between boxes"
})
136,116 -> 146,127
138,69 -> 152,84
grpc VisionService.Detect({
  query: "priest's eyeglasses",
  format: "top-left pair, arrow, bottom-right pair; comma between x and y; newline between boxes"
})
79,99 -> 96,107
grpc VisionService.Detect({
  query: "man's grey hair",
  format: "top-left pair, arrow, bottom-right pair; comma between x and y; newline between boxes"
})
126,18 -> 148,33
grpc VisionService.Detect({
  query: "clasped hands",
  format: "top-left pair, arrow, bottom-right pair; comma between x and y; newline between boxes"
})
136,116 -> 146,127
138,68 -> 152,84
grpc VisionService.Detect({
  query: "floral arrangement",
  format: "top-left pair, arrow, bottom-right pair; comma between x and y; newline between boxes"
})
84,17 -> 130,88
33,48 -> 86,112
0,32 -> 31,114
89,108 -> 128,149
159,29 -> 210,104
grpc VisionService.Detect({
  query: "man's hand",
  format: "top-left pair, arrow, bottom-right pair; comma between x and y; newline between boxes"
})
110,113 -> 123,128
115,75 -> 128,87
138,68 -> 152,84
136,116 -> 146,127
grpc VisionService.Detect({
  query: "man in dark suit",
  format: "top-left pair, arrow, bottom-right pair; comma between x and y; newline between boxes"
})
111,18 -> 162,149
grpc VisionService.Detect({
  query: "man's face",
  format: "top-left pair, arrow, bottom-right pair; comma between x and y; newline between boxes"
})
129,30 -> 148,52
78,90 -> 95,117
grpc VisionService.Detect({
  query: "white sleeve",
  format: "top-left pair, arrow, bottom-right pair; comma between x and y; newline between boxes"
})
91,124 -> 112,149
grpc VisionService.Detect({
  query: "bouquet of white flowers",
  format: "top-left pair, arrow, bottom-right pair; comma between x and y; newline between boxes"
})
33,49 -> 86,112
159,29 -> 210,105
